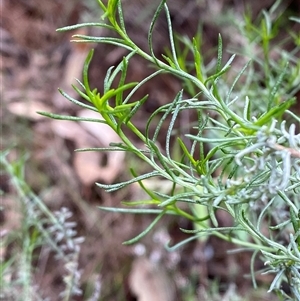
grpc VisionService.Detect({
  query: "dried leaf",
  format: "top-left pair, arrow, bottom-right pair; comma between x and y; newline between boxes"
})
7,100 -> 53,121
51,114 -> 125,185
129,257 -> 175,301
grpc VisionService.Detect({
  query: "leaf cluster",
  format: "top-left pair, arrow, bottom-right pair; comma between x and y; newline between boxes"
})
39,0 -> 300,298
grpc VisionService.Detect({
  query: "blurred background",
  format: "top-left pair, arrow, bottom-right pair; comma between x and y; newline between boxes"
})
1,0 -> 299,300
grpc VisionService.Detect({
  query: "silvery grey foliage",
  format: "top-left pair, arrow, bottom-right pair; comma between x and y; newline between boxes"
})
48,207 -> 85,259
29,0 -> 300,299
48,207 -> 85,298
235,120 -> 300,199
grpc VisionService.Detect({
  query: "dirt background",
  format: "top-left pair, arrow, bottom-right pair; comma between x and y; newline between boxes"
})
1,0 -> 299,300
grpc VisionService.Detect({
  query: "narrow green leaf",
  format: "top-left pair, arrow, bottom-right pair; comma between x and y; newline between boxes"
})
177,138 -> 198,166
97,0 -> 108,16
72,35 -> 133,51
71,84 -> 91,103
164,3 -> 180,70
98,206 -> 164,214
290,207 -> 300,233
104,66 -> 115,93
165,235 -> 201,251
82,49 -> 94,99
57,23 -> 114,32
159,192 -> 197,207
105,51 -> 137,93
107,0 -> 119,24
216,34 -> 223,73
148,140 -> 175,180
161,54 -> 177,68
124,69 -> 163,104
58,88 -> 98,111
121,200 -> 160,206
116,57 -> 129,106
204,67 -> 230,85
225,60 -> 251,104
151,99 -> 177,143
254,98 -> 295,126
129,168 -> 160,201
166,92 -> 182,159
186,135 -> 253,143
37,112 -> 106,123
101,82 -> 138,106
193,37 -> 203,82
181,226 -> 244,234
148,0 -> 166,62
290,16 -> 300,23
96,171 -> 160,192
123,212 -> 165,244
123,95 -> 148,124
267,62 -> 288,110
117,0 -> 127,33
243,96 -> 251,121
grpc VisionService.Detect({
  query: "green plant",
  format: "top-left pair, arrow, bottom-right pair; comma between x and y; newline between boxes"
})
40,0 -> 299,299
0,152 -> 102,301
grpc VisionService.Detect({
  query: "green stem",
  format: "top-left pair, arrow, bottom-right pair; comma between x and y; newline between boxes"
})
104,9 -> 253,132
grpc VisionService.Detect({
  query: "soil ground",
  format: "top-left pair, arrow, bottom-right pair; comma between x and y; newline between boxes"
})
1,1 -> 299,300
